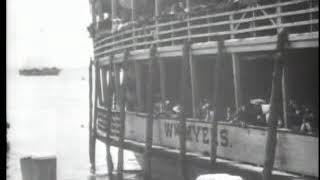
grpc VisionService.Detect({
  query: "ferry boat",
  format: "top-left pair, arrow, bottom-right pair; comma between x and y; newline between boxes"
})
19,67 -> 61,76
87,0 -> 318,179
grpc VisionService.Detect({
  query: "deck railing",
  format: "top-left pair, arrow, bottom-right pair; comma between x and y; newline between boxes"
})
93,0 -> 318,59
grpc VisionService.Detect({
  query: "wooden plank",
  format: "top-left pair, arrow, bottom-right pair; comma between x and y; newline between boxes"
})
143,44 -> 157,180
262,29 -> 289,180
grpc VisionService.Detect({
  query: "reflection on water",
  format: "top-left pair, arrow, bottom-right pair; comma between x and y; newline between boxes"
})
7,68 -> 141,180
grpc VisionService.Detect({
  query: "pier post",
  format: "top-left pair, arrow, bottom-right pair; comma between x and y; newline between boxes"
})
178,40 -> 191,180
262,29 -> 289,180
117,50 -> 130,180
143,44 -> 157,180
88,59 -> 96,173
106,55 -> 115,176
211,40 -> 225,165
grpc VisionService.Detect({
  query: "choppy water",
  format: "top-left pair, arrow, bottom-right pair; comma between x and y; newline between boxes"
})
7,68 -> 142,180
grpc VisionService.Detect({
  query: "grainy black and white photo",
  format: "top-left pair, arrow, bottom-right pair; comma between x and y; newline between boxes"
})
7,0 -> 319,180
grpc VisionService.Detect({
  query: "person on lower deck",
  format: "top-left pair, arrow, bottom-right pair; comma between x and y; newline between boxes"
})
300,114 -> 313,134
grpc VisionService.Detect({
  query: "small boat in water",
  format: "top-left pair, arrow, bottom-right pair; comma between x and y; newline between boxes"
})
19,67 -> 61,76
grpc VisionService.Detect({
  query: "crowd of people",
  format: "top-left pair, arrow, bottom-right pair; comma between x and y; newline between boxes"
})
93,0 -> 254,35
152,96 -> 317,135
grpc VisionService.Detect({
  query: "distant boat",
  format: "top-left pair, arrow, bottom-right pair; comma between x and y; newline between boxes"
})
19,67 -> 61,76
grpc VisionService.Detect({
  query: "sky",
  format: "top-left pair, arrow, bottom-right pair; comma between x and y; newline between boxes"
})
7,0 -> 93,69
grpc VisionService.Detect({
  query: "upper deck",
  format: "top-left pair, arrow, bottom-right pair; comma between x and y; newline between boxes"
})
90,0 -> 318,64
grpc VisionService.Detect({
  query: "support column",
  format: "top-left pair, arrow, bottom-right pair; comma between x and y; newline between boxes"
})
117,50 -> 130,180
232,53 -> 242,110
179,41 -> 190,180
114,64 -> 121,109
143,45 -> 157,180
159,59 -> 167,102
106,58 -> 115,176
97,0 -> 104,26
262,29 -> 289,180
189,52 -> 199,118
88,59 -> 96,173
211,40 -> 225,165
282,65 -> 288,128
111,0 -> 118,20
134,61 -> 144,112
131,0 -> 136,21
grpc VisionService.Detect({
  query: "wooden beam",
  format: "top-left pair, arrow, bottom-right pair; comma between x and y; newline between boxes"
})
117,50 -> 130,180
262,29 -> 289,180
143,44 -> 157,180
88,59 -> 96,173
232,54 -> 241,111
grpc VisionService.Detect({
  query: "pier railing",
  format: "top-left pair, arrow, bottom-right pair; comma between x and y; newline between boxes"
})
93,0 -> 318,59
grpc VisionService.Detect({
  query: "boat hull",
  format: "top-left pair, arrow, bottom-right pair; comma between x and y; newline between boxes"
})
96,111 -> 319,177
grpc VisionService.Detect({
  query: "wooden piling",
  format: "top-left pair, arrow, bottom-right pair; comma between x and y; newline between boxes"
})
143,44 -> 157,180
211,39 -> 225,165
88,59 -> 96,173
178,41 -> 191,180
117,50 -> 130,180
106,55 -> 115,176
262,29 -> 289,180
